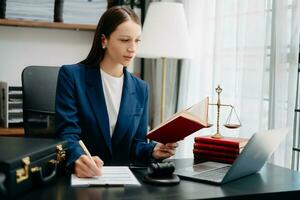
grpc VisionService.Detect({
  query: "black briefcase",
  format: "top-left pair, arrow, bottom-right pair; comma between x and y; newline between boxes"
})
0,136 -> 67,198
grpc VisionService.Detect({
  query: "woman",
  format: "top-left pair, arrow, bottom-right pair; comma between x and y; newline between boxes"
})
55,6 -> 178,178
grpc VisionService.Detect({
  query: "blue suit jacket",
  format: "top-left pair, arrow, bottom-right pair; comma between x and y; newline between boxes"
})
55,64 -> 155,167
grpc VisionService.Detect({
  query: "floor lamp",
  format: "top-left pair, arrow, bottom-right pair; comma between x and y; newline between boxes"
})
137,2 -> 192,122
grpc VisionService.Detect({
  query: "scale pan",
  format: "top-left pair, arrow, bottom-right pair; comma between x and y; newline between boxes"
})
224,124 -> 241,129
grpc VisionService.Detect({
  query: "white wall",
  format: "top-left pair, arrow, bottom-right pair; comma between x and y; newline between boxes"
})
0,26 -> 138,86
0,26 -> 94,86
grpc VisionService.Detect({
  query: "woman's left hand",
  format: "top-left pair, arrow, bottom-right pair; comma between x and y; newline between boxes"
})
152,142 -> 178,160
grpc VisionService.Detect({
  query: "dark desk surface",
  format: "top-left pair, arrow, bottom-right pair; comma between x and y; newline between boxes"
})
15,159 -> 300,200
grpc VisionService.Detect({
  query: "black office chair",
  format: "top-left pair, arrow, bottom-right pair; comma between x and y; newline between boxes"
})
22,66 -> 60,138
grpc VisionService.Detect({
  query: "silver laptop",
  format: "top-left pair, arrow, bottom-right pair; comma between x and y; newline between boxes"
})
175,128 -> 288,184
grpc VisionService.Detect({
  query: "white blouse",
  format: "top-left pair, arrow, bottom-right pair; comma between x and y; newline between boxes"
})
100,68 -> 124,137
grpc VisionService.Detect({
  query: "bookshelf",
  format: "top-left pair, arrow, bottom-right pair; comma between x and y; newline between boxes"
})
0,19 -> 96,31
0,82 -> 23,128
0,127 -> 24,136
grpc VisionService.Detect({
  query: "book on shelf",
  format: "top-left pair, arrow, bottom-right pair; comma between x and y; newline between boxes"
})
146,97 -> 209,144
194,154 -> 236,164
194,135 -> 248,149
193,143 -> 244,154
193,149 -> 239,158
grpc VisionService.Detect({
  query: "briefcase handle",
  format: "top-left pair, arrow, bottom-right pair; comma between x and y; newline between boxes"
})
31,160 -> 58,184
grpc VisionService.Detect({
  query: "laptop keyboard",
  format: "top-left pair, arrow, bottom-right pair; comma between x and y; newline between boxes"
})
195,166 -> 231,182
193,164 -> 216,172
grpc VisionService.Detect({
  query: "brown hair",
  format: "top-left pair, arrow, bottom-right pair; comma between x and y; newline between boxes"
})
80,6 -> 141,66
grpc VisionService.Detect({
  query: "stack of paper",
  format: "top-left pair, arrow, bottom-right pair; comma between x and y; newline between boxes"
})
5,0 -> 55,22
71,166 -> 141,186
63,0 -> 107,25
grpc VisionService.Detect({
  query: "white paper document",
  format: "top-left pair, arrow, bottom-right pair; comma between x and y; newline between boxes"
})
71,166 -> 141,186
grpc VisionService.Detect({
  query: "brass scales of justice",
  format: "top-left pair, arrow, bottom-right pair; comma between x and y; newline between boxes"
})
208,85 -> 242,139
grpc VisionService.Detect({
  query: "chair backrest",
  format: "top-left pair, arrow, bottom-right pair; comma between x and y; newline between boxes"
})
22,66 -> 60,138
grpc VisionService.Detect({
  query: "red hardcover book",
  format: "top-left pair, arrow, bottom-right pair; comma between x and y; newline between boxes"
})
194,135 -> 248,148
193,143 -> 243,154
193,149 -> 239,158
147,97 -> 209,144
194,154 -> 236,164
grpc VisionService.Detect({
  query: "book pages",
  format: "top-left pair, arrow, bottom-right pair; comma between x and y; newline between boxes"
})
186,97 -> 209,126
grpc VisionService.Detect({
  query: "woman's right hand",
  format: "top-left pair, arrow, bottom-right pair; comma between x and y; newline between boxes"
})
74,155 -> 104,178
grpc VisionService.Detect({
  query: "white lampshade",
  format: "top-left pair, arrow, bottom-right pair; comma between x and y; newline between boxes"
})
137,2 -> 192,59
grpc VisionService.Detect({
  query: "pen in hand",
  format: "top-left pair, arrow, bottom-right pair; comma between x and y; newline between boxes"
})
78,140 -> 99,169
